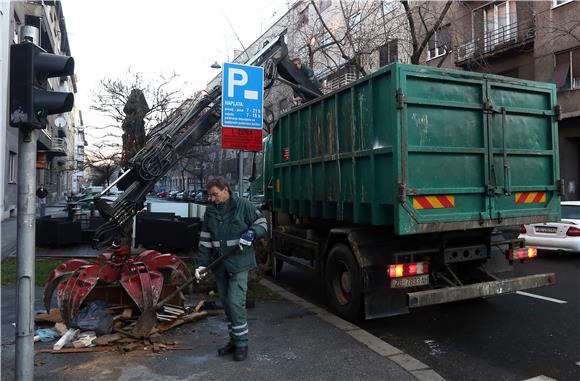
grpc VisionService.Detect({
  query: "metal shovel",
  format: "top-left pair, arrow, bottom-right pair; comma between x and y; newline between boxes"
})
132,250 -> 236,337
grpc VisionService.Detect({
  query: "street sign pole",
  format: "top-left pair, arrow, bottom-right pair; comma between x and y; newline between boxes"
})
239,150 -> 244,196
15,128 -> 37,381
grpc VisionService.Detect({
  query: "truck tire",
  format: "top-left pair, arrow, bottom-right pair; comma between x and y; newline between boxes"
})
325,243 -> 362,322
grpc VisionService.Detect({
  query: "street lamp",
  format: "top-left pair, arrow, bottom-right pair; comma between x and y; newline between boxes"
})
210,61 -> 221,69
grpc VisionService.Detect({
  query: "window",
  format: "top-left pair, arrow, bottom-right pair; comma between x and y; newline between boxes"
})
319,0 -> 332,12
553,0 -> 573,8
382,0 -> 397,15
483,1 -> 517,51
9,152 -> 17,183
299,7 -> 309,26
379,40 -> 398,66
319,30 -> 333,46
427,25 -> 450,60
554,49 -> 580,90
348,11 -> 362,32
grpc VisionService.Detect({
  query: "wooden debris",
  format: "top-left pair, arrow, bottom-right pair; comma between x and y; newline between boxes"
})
121,342 -> 142,352
193,300 -> 205,312
94,333 -> 122,346
121,308 -> 133,319
35,309 -> 63,323
35,344 -> 191,354
54,322 -> 68,336
156,311 -> 210,333
36,346 -> 119,354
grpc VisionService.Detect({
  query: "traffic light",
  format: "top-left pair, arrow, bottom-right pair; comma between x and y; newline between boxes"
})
9,42 -> 75,129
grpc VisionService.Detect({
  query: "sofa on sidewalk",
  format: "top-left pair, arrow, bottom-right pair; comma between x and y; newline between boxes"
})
35,216 -> 81,247
135,212 -> 200,252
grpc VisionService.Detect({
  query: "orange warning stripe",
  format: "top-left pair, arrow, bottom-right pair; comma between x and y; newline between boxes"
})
515,192 -> 546,204
413,195 -> 455,209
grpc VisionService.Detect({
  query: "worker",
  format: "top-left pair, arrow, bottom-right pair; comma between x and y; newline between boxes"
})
194,176 -> 268,361
292,57 -> 320,105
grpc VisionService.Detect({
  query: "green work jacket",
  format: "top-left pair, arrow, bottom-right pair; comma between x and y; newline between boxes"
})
197,195 -> 267,274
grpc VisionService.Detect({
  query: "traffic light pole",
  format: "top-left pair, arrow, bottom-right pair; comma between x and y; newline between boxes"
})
15,128 -> 37,381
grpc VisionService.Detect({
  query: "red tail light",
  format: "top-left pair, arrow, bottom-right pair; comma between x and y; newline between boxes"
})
566,226 -> 580,237
388,262 -> 429,278
519,225 -> 527,234
507,247 -> 537,261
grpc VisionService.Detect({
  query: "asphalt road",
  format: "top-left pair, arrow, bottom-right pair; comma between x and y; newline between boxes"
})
270,251 -> 580,381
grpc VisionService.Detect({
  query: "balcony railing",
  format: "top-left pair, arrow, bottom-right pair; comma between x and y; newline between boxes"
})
52,138 -> 67,154
457,19 -> 535,62
321,72 -> 359,94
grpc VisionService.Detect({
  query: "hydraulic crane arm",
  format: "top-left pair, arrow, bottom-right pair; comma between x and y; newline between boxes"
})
93,35 -> 322,248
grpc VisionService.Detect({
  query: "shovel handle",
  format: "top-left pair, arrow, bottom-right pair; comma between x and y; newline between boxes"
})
155,250 -> 237,309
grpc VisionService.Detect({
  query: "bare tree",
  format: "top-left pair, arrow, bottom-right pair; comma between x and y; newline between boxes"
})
90,68 -> 185,137
84,141 -> 122,187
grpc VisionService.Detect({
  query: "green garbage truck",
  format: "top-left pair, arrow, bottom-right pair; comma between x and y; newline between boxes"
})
260,63 -> 561,321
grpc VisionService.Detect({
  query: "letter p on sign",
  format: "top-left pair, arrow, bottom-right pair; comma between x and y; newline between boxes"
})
227,68 -> 258,100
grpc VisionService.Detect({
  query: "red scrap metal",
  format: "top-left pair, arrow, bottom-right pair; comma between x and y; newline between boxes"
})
44,245 -> 192,325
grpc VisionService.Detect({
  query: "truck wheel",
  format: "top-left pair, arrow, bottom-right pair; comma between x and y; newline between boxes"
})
325,243 -> 362,322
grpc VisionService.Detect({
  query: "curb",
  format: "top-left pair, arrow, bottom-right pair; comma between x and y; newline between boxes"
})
259,278 -> 446,381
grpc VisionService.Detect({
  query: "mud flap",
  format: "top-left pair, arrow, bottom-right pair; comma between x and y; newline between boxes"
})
407,273 -> 556,308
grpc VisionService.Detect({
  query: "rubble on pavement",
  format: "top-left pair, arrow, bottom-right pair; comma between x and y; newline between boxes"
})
34,297 -> 221,354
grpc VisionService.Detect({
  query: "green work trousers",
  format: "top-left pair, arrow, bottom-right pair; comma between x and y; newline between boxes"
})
214,269 -> 249,348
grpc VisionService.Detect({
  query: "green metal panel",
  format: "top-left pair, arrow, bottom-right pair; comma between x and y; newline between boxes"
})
269,64 -> 560,235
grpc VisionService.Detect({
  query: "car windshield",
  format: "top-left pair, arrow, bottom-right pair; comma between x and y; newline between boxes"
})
562,205 -> 580,219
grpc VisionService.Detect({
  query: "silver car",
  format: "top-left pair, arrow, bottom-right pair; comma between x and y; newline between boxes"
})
518,201 -> 580,253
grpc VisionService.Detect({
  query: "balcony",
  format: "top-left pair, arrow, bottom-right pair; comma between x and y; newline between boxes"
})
456,19 -> 535,64
321,73 -> 359,94
51,138 -> 68,156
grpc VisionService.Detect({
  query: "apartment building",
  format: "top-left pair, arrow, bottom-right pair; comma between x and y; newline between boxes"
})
420,0 -> 579,200
2,1 -> 79,219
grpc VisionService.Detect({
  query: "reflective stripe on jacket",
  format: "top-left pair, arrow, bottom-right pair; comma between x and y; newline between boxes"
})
197,195 -> 267,273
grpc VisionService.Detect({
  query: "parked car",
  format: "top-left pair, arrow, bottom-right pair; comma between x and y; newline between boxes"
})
519,201 -> 580,253
185,190 -> 197,202
156,191 -> 168,198
194,190 -> 208,204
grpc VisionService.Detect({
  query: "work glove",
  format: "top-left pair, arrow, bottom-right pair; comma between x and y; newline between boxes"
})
194,266 -> 207,281
239,229 -> 256,251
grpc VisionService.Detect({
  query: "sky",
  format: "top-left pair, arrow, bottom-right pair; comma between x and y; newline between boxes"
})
62,0 -> 291,141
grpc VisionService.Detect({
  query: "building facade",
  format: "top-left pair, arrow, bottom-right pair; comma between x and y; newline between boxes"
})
2,1 -> 80,220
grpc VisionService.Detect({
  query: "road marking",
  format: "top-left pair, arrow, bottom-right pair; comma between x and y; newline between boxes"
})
516,291 -> 567,304
523,376 -> 557,381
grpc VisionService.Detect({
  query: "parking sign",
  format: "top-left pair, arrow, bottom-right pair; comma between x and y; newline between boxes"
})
221,62 -> 263,151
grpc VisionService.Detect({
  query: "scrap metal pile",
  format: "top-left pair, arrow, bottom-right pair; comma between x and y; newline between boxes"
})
36,245 -> 218,353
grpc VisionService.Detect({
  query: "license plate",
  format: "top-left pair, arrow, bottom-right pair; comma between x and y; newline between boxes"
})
390,274 -> 429,288
535,226 -> 557,234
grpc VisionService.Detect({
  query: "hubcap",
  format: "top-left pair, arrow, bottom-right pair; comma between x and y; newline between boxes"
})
332,261 -> 352,306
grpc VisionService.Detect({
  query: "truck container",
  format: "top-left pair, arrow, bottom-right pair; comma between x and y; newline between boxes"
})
262,63 -> 560,321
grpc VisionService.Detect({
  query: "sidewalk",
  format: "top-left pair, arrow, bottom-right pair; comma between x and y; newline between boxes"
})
1,281 -> 441,381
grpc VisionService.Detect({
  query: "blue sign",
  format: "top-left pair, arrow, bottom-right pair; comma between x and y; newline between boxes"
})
221,62 -> 264,129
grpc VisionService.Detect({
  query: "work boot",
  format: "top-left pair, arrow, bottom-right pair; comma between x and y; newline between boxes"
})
234,346 -> 248,361
217,341 -> 235,356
